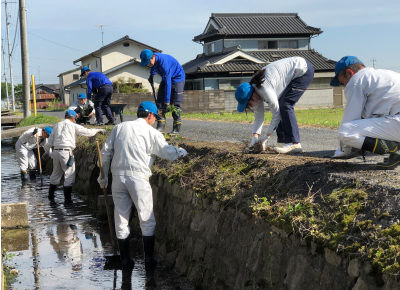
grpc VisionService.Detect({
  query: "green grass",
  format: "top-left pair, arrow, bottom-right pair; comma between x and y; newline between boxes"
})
17,113 -> 60,127
124,108 -> 344,129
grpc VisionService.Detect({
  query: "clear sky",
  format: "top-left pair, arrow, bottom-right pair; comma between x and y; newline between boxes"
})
1,0 -> 399,85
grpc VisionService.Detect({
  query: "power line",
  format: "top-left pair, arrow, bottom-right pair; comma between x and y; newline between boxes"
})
370,57 -> 377,69
28,32 -> 89,54
10,13 -> 18,55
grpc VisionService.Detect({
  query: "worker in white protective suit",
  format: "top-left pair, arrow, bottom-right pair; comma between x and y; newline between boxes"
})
331,56 -> 400,170
68,93 -> 95,124
235,56 -> 314,154
44,110 -> 105,205
97,101 -> 187,283
15,126 -> 53,182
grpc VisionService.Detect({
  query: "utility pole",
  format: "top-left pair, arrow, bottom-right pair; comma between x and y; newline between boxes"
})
38,66 -> 40,84
3,0 -> 17,112
95,24 -> 110,47
371,57 -> 377,69
19,0 -> 30,117
2,38 -> 10,110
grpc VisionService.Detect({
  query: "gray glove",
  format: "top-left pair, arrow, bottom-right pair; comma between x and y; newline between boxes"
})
260,135 -> 270,151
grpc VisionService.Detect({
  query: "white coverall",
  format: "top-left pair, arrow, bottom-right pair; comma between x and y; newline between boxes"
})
15,127 -> 49,171
252,56 -> 308,135
101,118 -> 182,239
338,68 -> 400,151
68,99 -> 95,115
44,119 -> 102,187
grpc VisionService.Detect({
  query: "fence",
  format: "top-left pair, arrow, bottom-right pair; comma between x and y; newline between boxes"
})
112,88 -> 337,113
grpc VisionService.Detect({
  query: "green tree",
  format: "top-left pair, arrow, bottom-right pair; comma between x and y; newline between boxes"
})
1,82 -> 11,100
14,84 -> 23,99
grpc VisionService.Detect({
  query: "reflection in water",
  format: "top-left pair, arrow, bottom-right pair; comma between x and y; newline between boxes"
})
49,224 -> 83,272
1,139 -> 194,290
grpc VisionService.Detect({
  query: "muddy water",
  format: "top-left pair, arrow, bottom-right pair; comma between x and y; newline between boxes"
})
1,139 -> 194,290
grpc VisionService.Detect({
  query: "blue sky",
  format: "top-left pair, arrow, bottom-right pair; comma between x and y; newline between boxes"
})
1,0 -> 399,85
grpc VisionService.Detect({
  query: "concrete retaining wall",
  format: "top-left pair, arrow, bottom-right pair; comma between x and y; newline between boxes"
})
150,174 -> 398,290
1,203 -> 29,229
71,150 -> 398,290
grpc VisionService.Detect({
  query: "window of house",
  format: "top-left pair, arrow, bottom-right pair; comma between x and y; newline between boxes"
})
87,63 -> 91,69
73,74 -> 79,80
218,79 -> 241,90
72,94 -> 75,102
96,60 -> 98,68
184,81 -> 201,91
258,40 -> 278,50
279,40 -> 298,49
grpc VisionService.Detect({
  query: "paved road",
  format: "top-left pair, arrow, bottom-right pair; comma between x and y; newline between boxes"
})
39,110 -> 387,167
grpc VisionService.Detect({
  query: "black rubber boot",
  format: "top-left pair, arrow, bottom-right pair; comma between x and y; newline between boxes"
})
143,235 -> 157,284
170,120 -> 181,136
29,170 -> 36,179
156,117 -> 166,133
20,170 -> 29,182
48,184 -> 57,203
362,137 -> 400,170
117,238 -> 135,270
63,186 -> 73,205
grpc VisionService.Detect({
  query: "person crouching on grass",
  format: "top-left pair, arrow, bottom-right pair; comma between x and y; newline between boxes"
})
235,56 -> 314,154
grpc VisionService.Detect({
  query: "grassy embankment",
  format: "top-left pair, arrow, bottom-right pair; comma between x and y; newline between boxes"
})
76,131 -> 399,285
17,113 -> 60,127
124,108 -> 344,129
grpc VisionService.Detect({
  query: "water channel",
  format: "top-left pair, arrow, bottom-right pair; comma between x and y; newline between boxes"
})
1,138 -> 194,290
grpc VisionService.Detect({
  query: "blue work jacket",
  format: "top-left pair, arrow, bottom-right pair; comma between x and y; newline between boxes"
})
150,53 -> 185,103
86,72 -> 113,99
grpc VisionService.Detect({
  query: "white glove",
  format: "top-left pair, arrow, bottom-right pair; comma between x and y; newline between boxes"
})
179,147 -> 187,157
245,136 -> 258,153
98,129 -> 106,135
97,175 -> 108,189
260,135 -> 270,151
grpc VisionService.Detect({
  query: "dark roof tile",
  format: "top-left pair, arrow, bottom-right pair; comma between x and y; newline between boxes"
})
184,49 -> 336,74
194,13 -> 321,41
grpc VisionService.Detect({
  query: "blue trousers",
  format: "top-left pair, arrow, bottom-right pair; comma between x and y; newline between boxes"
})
156,79 -> 185,121
276,59 -> 314,144
94,85 -> 114,124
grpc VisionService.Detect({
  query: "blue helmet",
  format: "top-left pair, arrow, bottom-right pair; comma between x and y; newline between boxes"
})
138,101 -> 160,118
65,109 -> 77,117
140,49 -> 154,67
80,66 -> 90,77
43,126 -> 52,136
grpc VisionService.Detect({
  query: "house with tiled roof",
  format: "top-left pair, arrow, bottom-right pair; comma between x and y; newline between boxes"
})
62,36 -> 162,104
183,13 -> 342,108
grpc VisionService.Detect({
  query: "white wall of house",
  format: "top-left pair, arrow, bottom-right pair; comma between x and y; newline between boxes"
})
58,69 -> 80,105
79,42 -> 146,73
106,65 -> 161,92
203,38 -> 310,55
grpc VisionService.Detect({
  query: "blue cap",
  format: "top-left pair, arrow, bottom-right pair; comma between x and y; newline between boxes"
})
137,101 -> 159,118
330,56 -> 363,86
65,109 -> 77,117
43,126 -> 52,136
80,66 -> 90,76
140,49 -> 153,67
235,83 -> 254,112
78,93 -> 86,99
